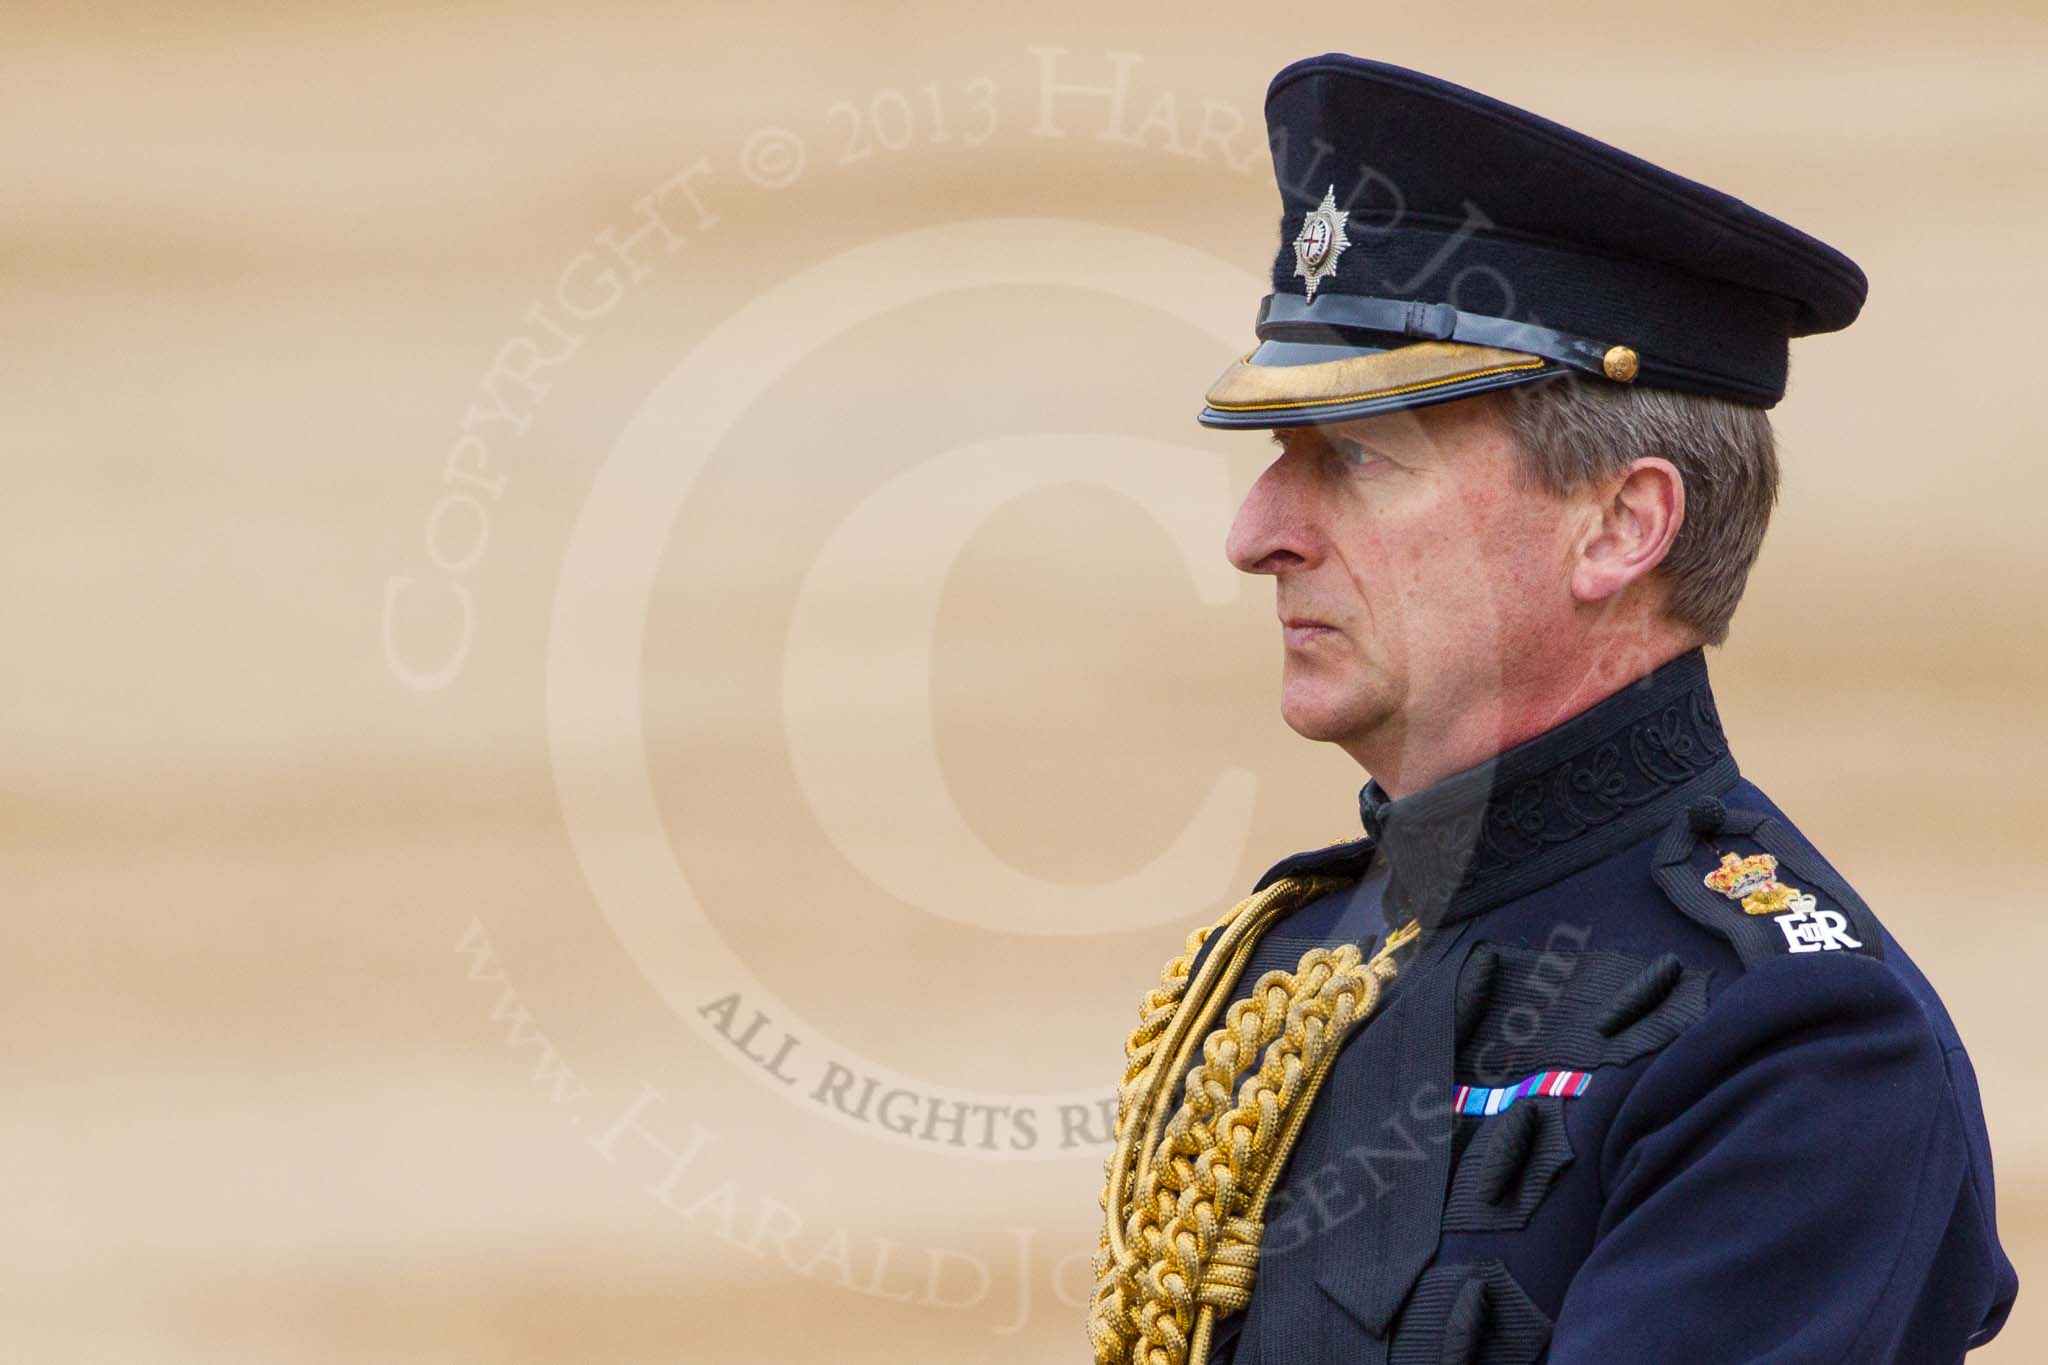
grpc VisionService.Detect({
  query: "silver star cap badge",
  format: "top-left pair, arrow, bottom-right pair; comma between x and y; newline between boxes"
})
1292,185 -> 1351,301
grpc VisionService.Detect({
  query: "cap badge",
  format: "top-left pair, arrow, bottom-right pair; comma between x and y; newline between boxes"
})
1292,185 -> 1351,301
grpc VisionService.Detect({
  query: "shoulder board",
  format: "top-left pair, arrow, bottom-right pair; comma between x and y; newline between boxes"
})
1651,797 -> 1884,969
1252,835 -> 1375,892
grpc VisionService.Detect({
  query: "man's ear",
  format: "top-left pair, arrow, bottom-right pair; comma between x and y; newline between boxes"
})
1570,457 -> 1685,604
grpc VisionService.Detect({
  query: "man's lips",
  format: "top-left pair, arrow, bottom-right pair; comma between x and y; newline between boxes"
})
1281,615 -> 1340,647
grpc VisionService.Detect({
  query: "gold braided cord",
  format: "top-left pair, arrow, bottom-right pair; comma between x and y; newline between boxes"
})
1102,875 -> 1335,1267
1089,874 -> 1421,1365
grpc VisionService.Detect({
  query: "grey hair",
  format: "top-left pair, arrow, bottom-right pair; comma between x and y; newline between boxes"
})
1494,375 -> 1780,646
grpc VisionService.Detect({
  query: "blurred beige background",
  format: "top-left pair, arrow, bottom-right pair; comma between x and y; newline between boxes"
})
7,2 -> 2045,1361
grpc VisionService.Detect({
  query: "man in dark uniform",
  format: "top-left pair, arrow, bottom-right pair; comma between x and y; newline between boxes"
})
1089,56 -> 2017,1364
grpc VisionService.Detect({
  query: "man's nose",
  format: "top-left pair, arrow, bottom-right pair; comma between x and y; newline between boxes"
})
1226,453 -> 1318,575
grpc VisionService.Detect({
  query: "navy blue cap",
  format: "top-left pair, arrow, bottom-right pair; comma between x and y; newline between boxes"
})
1200,55 -> 1869,428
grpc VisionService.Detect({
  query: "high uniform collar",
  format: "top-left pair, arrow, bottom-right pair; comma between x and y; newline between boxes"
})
1356,647 -> 1737,929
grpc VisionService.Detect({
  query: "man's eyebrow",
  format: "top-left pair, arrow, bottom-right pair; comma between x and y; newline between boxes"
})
1269,427 -> 1335,453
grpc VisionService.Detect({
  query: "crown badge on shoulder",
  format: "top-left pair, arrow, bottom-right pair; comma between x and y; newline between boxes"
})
1704,850 -> 1866,953
1704,851 -> 1800,916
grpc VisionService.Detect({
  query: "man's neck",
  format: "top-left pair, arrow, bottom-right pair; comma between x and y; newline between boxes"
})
1348,644 -> 1734,930
1348,634 -> 1700,798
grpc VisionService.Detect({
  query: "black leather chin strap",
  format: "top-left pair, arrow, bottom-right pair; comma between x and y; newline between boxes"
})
1257,292 -> 1628,379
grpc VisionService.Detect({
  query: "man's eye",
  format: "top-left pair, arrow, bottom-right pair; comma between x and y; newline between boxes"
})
1331,438 -> 1388,469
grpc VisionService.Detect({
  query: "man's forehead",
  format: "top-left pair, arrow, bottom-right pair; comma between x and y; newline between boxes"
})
1266,398 -> 1488,451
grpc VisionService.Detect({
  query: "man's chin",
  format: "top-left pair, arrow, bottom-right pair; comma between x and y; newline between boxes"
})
1278,684 -> 1387,746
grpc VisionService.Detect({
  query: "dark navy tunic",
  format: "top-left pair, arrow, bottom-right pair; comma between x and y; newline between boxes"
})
1194,649 -> 2017,1363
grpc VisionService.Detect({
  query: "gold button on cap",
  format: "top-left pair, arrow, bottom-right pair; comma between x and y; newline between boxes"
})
1603,345 -> 1639,382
